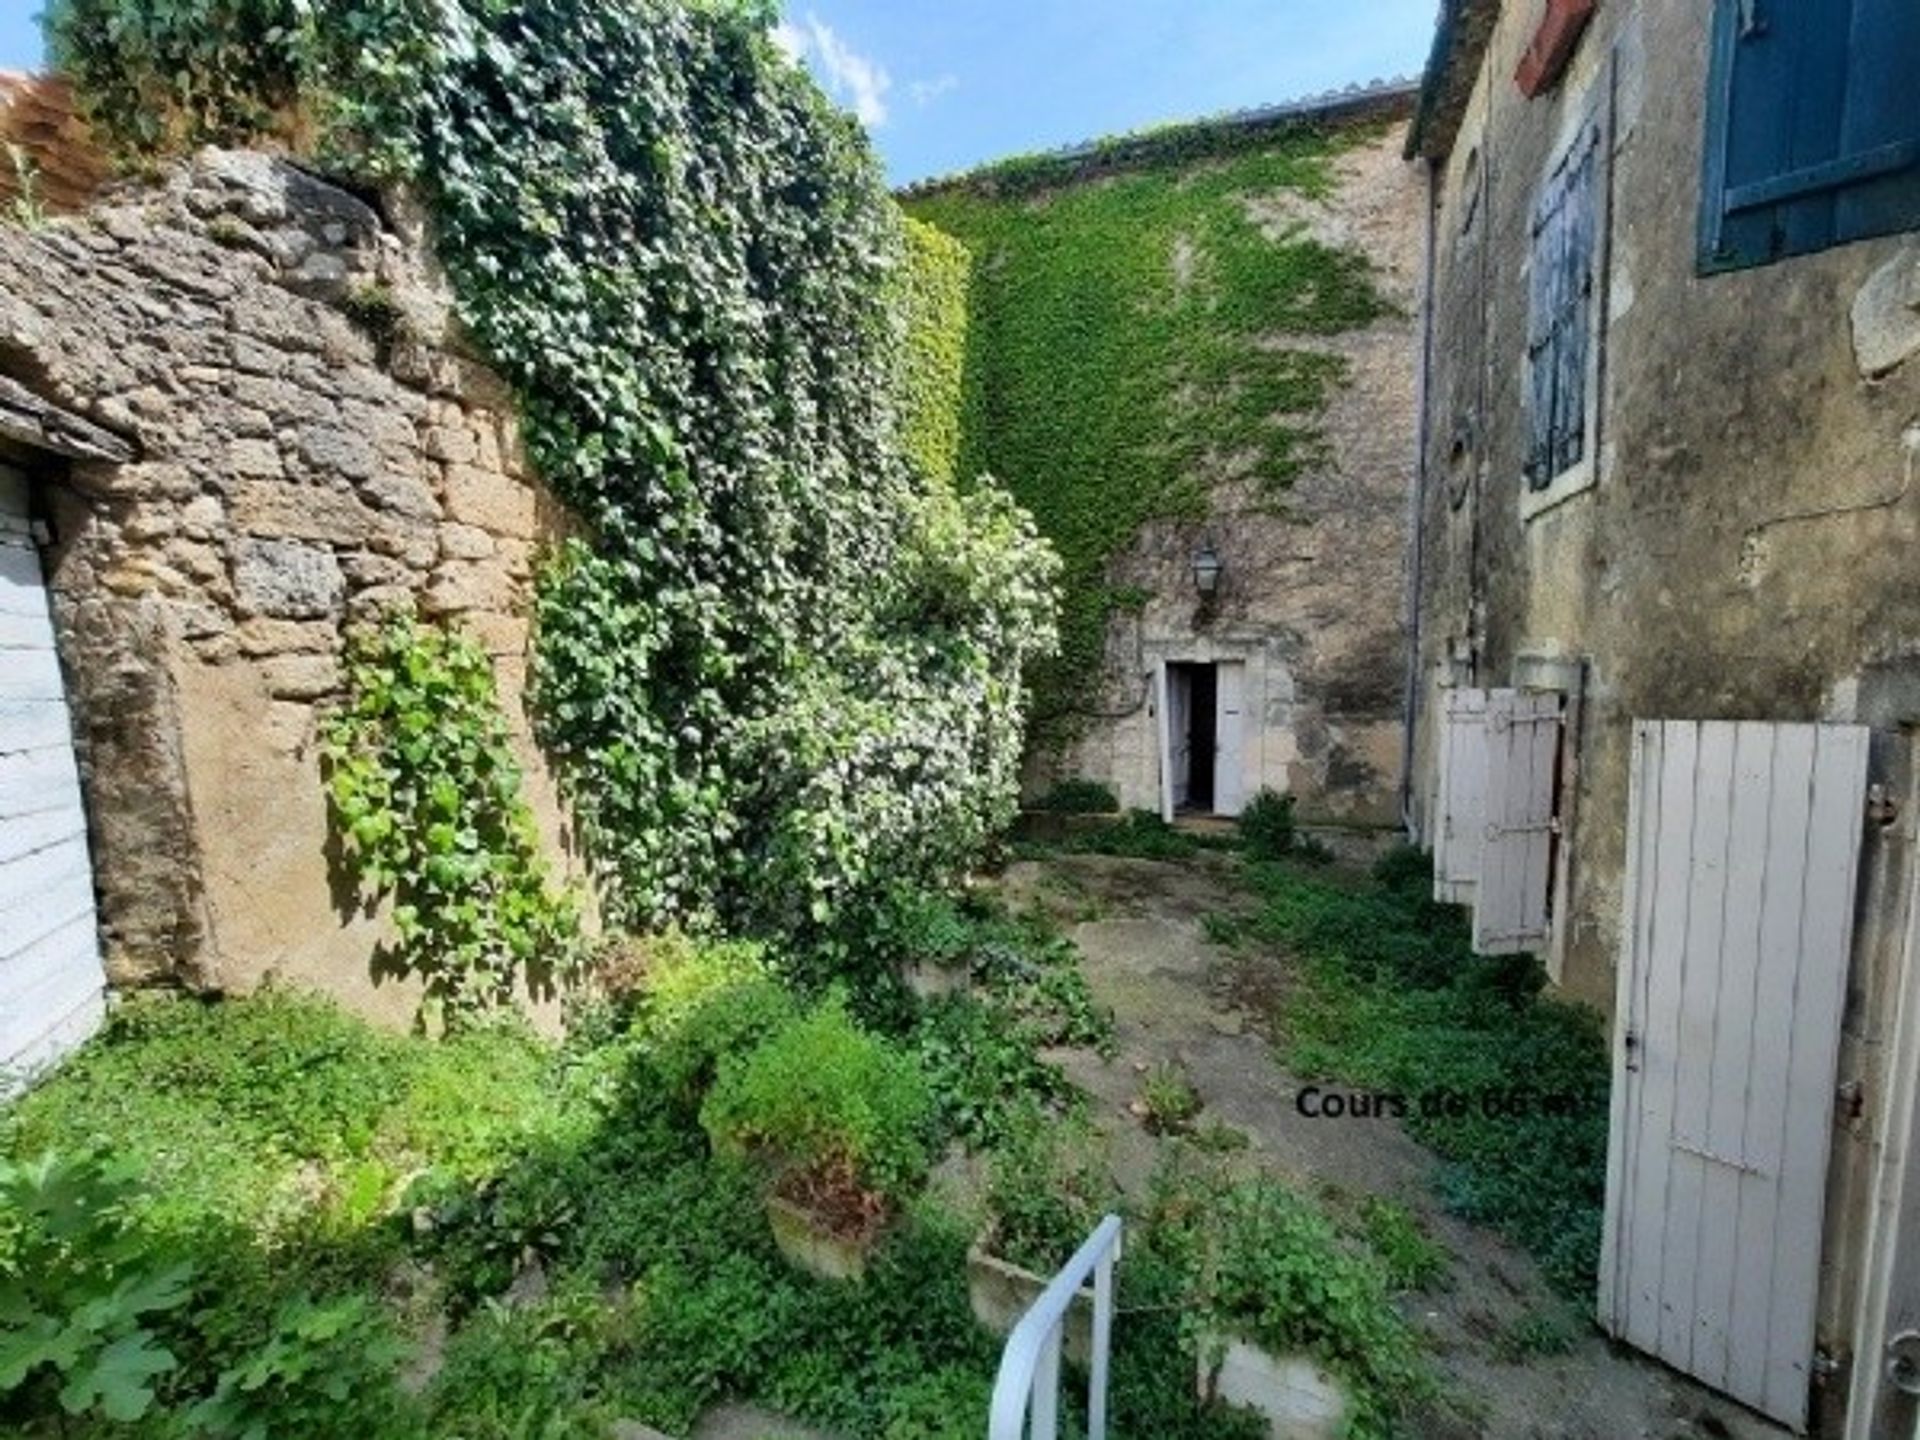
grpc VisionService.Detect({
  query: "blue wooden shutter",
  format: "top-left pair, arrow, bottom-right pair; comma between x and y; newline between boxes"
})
1526,124 -> 1600,488
1701,0 -> 1920,271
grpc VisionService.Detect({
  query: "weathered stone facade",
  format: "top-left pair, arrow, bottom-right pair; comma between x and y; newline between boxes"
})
1407,3 -> 1920,1431
0,149 -> 585,1023
1038,115 -> 1425,827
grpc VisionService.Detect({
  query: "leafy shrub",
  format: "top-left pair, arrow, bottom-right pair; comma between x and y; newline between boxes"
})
1032,778 -> 1120,814
186,1293 -> 415,1440
612,930 -> 796,1102
980,1108 -> 1114,1273
908,998 -> 1073,1148
1236,788 -> 1298,860
1154,1172 -> 1427,1440
701,1001 -> 934,1220
323,607 -> 584,1031
1493,1306 -> 1580,1361
0,1151 -> 191,1427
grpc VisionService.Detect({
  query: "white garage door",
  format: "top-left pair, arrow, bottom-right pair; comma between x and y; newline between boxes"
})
0,466 -> 104,1092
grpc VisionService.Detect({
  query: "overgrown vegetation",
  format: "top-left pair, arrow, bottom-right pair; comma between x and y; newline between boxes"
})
51,0 -> 1058,965
2,983 -> 1432,1439
1249,849 -> 1612,1298
908,132 -> 1390,742
896,217 -> 971,488
322,608 -> 583,1030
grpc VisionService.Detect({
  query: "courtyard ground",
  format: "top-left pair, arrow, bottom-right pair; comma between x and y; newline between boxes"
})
996,849 -> 1787,1440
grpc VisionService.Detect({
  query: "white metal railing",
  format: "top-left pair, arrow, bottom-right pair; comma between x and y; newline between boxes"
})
988,1214 -> 1123,1440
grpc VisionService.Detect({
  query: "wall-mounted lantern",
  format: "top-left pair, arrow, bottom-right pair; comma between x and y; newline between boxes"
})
1191,539 -> 1223,599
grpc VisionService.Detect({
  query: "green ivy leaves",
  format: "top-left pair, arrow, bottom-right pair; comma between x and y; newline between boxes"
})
322,608 -> 584,1031
54,0 -> 1061,971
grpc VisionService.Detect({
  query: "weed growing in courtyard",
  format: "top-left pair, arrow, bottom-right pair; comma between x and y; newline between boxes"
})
1248,849 -> 1611,1298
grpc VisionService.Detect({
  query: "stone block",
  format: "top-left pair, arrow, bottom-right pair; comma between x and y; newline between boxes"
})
339,552 -> 415,590
233,375 -> 340,428
180,493 -> 225,540
424,425 -> 478,464
237,619 -> 337,658
1197,1338 -> 1348,1440
296,424 -> 379,482
260,653 -> 342,701
444,464 -> 537,538
226,438 -> 283,478
439,523 -> 495,561
1853,245 -> 1920,378
232,537 -> 345,619
231,484 -> 374,546
425,559 -> 514,616
361,469 -> 440,521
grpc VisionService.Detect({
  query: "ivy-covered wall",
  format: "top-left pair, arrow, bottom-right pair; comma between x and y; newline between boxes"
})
906,97 -> 1425,822
895,217 -> 970,490
39,0 -> 1058,1004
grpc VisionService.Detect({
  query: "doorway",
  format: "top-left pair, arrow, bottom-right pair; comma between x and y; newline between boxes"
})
1155,659 -> 1245,821
1170,662 -> 1217,812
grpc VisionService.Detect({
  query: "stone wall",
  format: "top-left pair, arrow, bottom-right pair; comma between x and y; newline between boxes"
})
1050,124 -> 1425,825
0,150 -> 586,1024
1408,0 -> 1920,1011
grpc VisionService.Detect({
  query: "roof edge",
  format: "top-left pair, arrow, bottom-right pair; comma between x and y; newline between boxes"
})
1406,0 -> 1502,162
899,77 -> 1419,201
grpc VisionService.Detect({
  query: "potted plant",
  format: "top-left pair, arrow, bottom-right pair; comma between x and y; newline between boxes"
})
871,887 -> 975,1001
700,999 -> 933,1281
1164,1175 -> 1425,1440
967,1109 -> 1115,1364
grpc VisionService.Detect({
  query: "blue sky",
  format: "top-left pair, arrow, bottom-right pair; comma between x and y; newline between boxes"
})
0,3 -> 1437,185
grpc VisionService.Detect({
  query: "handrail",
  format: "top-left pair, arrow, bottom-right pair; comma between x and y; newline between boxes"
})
988,1214 -> 1123,1440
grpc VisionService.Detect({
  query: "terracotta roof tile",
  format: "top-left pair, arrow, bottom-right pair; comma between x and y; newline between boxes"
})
0,72 -> 111,216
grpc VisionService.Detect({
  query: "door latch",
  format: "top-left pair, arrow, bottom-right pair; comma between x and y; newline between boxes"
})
1867,783 -> 1900,827
1886,1331 -> 1920,1397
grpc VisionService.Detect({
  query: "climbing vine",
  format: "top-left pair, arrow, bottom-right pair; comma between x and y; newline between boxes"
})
49,0 -> 1059,952
907,130 -> 1390,742
895,217 -> 971,488
322,608 -> 583,1030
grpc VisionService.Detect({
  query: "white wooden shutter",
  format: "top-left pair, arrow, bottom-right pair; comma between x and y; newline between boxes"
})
1154,662 -> 1174,824
1601,720 -> 1870,1431
1472,690 -> 1563,955
1214,661 -> 1246,818
1433,689 -> 1489,904
0,470 -> 105,1093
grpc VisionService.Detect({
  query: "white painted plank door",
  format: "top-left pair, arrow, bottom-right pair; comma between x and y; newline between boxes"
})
1154,662 -> 1175,824
1601,720 -> 1871,1431
1214,661 -> 1246,818
1433,689 -> 1490,904
1168,667 -> 1191,813
0,470 -> 105,1094
1472,690 -> 1563,955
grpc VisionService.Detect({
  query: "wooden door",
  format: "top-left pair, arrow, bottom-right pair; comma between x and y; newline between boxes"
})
1601,720 -> 1871,1431
0,469 -> 105,1093
1433,689 -> 1489,904
1472,690 -> 1562,955
1168,666 -> 1192,812
1214,662 -> 1246,818
1154,662 -> 1174,824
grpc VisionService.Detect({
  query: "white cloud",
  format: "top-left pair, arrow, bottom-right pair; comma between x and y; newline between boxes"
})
908,74 -> 959,107
776,12 -> 893,129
